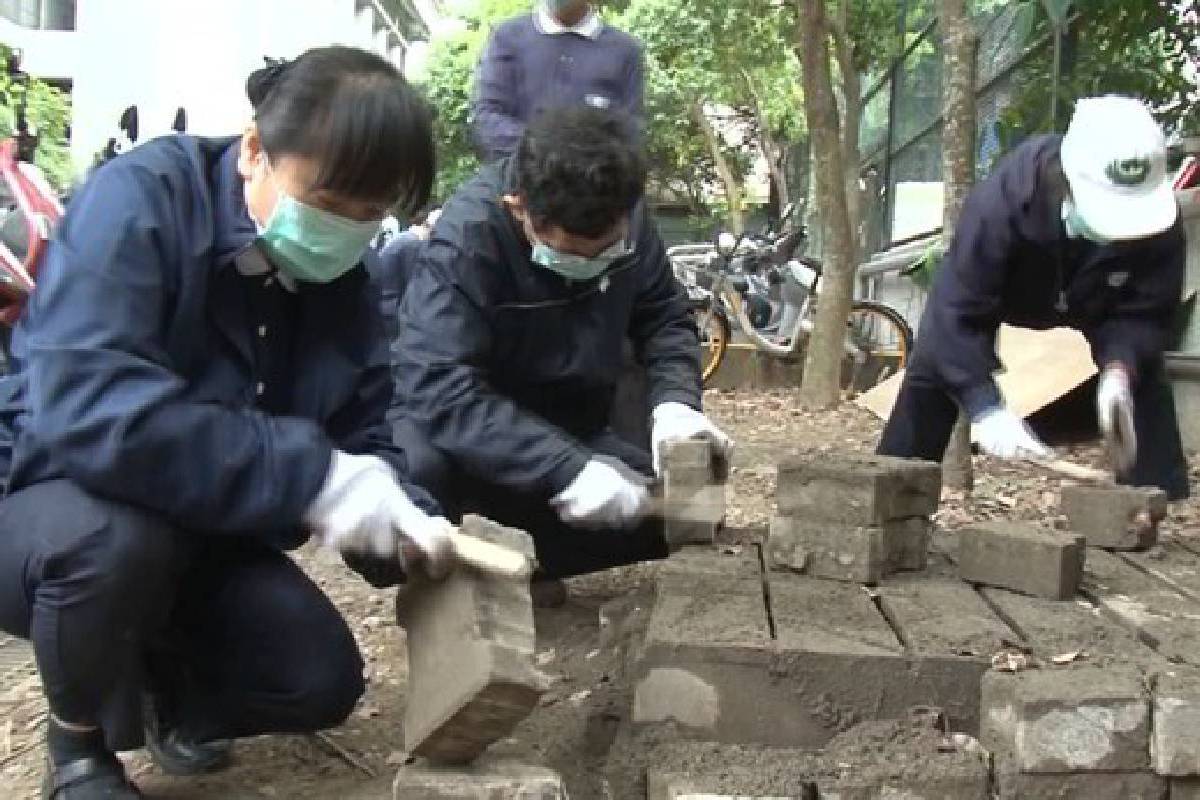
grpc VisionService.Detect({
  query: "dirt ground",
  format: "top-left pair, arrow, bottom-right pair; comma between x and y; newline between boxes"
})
3,388 -> 1199,799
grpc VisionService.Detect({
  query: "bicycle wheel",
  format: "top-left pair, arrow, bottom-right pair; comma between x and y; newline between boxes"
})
842,300 -> 913,394
694,300 -> 731,385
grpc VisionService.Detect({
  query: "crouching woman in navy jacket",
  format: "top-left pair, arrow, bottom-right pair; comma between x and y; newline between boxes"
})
0,47 -> 454,799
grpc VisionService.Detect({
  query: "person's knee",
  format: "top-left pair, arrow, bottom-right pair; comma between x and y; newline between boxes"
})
290,640 -> 365,730
393,420 -> 453,495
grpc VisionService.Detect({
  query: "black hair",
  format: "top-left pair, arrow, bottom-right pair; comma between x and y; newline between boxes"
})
246,46 -> 434,214
514,106 -> 646,238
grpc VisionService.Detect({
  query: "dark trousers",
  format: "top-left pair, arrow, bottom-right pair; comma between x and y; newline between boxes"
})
878,355 -> 1191,500
0,480 -> 365,752
396,422 -> 669,580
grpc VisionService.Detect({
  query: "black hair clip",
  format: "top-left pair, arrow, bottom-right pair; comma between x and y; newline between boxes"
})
262,57 -> 291,82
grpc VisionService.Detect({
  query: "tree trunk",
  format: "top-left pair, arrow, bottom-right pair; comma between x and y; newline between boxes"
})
692,101 -> 746,234
795,0 -> 856,409
745,75 -> 791,214
939,0 -> 978,491
830,4 -> 863,265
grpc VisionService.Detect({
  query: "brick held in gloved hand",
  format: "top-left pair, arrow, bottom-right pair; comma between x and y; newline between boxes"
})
399,515 -> 550,765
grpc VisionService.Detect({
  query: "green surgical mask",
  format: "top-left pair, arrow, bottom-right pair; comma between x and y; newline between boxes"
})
531,237 -> 632,282
258,192 -> 382,283
1062,199 -> 1111,245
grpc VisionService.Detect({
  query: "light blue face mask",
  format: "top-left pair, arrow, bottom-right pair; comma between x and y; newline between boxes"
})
1061,199 -> 1111,245
531,236 -> 632,281
258,193 -> 382,283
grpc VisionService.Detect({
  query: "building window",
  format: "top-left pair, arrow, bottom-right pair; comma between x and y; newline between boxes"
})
0,0 -> 76,31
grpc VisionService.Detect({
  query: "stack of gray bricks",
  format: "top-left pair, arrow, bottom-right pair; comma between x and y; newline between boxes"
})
661,439 -> 727,548
766,452 -> 942,584
982,664 -> 1200,799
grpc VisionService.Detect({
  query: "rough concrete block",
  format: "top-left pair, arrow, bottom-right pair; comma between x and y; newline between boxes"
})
1084,549 -> 1200,666
817,719 -> 991,800
994,768 -> 1166,800
875,578 -> 1018,734
981,667 -> 1150,773
1061,485 -> 1167,550
645,741 -> 821,800
392,758 -> 566,799
663,439 -> 725,547
776,452 -> 941,525
958,523 -> 1085,600
1151,670 -> 1200,776
401,516 -> 547,765
767,516 -> 886,584
884,516 -> 931,573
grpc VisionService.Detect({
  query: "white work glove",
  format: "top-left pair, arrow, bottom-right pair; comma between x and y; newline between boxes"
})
1097,365 -> 1137,472
306,451 -> 455,578
651,401 -> 734,477
550,457 -> 650,530
973,407 -> 1052,460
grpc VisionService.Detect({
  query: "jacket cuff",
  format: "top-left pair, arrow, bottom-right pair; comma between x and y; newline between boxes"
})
544,447 -> 592,498
960,381 -> 1003,422
651,387 -> 703,413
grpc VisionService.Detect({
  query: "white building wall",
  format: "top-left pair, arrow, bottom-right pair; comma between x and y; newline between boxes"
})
6,0 -> 407,177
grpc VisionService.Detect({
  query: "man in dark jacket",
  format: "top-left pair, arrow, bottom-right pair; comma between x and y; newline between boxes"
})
472,0 -> 643,162
878,96 -> 1188,499
393,107 -> 731,582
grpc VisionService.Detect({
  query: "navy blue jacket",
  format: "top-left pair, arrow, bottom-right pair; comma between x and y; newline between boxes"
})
920,134 -> 1185,418
3,135 -> 430,543
472,13 -> 643,162
393,158 -> 700,497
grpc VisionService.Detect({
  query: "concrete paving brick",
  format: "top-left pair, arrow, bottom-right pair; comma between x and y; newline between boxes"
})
645,741 -> 821,800
958,523 -> 1085,600
1151,669 -> 1200,776
632,566 -> 776,740
981,667 -> 1150,773
634,567 -> 908,747
817,719 -> 991,800
401,516 -> 547,765
875,578 -> 1017,733
776,452 -> 941,525
1061,485 -> 1167,551
1083,549 -> 1200,666
993,767 -> 1166,800
884,516 -> 931,573
979,588 -> 1163,669
644,726 -> 991,800
663,440 -> 727,547
767,516 -> 886,584
392,758 -> 566,799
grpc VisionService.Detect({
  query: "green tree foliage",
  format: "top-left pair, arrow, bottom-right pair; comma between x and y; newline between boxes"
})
0,45 -> 73,192
997,0 -> 1199,141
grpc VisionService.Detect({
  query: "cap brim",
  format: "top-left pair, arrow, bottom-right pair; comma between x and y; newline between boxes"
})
1073,180 -> 1178,241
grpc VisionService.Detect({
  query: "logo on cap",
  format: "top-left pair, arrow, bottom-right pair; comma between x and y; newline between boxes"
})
1106,157 -> 1151,187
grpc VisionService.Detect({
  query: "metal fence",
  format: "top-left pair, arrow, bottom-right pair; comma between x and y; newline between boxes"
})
859,0 -> 1063,257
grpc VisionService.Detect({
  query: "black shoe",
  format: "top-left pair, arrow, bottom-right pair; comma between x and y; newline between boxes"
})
143,696 -> 232,777
42,755 -> 143,800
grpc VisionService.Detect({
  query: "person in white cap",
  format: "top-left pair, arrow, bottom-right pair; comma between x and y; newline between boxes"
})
879,95 -> 1188,499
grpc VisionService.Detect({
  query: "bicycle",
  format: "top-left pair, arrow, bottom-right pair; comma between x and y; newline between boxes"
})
671,217 -> 913,394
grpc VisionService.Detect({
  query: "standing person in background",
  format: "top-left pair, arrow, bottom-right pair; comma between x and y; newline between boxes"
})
472,0 -> 644,163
